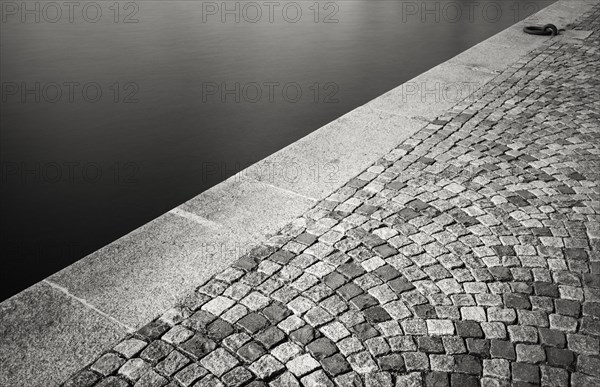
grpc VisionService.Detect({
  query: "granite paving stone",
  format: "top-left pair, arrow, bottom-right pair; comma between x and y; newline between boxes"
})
91,353 -> 126,376
174,363 -> 208,386
119,358 -> 150,381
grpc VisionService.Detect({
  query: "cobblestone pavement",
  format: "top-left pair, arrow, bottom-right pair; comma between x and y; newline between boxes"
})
62,7 -> 600,387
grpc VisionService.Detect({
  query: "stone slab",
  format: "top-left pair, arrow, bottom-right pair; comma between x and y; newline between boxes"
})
49,212 -> 252,329
0,282 -> 126,387
179,177 -> 316,238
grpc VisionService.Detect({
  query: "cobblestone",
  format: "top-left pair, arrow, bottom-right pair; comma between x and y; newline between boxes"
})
62,6 -> 600,387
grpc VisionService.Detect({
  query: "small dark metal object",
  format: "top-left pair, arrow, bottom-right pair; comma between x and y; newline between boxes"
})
523,24 -> 563,36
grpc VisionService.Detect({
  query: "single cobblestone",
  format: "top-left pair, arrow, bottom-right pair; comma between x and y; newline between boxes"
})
62,6 -> 600,387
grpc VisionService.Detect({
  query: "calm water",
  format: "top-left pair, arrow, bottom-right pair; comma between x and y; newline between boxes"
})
0,0 -> 554,299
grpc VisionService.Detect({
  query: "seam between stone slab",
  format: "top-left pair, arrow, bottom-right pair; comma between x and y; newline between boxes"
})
43,279 -> 136,334
375,111 -> 431,124
239,175 -> 320,203
0,281 -> 130,387
168,207 -> 231,229
370,108 -> 432,125
367,107 -> 454,124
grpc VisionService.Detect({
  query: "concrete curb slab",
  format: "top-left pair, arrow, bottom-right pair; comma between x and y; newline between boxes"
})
0,282 -> 126,387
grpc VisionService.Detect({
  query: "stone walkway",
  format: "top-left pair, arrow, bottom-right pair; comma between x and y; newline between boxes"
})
62,6 -> 600,387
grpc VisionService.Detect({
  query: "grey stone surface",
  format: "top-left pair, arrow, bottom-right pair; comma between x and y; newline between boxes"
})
180,177 -> 316,237
49,212 -> 252,329
0,282 -> 125,387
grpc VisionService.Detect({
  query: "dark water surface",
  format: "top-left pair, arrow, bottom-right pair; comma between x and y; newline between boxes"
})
0,0 -> 555,299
